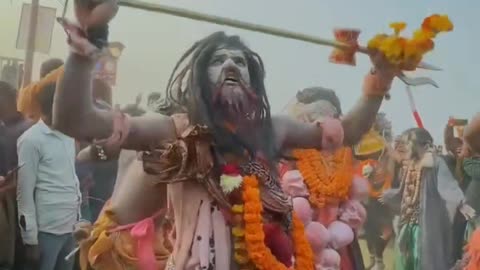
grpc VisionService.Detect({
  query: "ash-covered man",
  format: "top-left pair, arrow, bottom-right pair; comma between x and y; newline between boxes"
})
17,83 -> 81,270
382,128 -> 475,270
53,1 -> 405,269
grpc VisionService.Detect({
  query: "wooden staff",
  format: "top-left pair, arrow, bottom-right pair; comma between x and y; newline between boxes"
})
118,0 -> 442,71
118,0 -> 360,51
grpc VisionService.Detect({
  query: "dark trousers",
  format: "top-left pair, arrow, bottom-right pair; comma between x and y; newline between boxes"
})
451,210 -> 467,261
38,232 -> 75,270
0,190 -> 16,270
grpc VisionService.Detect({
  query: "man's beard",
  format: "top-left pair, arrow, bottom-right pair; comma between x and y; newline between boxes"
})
211,77 -> 259,126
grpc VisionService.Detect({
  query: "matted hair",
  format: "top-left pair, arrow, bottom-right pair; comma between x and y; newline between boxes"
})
296,87 -> 342,117
164,31 -> 277,161
402,127 -> 434,148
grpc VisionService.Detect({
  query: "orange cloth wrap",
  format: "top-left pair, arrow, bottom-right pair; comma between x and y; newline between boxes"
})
79,208 -> 173,270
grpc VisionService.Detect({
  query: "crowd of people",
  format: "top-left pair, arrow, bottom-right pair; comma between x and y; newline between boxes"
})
1,1 -> 480,270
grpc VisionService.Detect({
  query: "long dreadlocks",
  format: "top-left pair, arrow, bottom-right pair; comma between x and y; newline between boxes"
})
164,31 -> 278,162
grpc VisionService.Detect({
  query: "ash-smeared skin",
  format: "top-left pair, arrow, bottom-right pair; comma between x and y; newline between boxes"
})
74,0 -> 119,29
208,48 -> 258,122
54,0 -> 395,224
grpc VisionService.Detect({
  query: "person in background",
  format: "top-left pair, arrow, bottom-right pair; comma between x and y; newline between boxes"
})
0,81 -> 32,270
453,113 -> 480,263
39,58 -> 64,79
17,58 -> 64,121
445,117 -> 471,261
444,117 -> 468,184
17,82 -> 81,270
382,128 -> 474,270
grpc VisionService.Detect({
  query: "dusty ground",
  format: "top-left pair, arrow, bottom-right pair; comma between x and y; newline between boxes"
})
359,239 -> 395,270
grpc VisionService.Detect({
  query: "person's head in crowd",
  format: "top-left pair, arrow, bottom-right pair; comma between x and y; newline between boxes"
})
40,58 -> 64,78
450,137 -> 464,158
0,81 -> 18,122
37,82 -> 56,125
397,127 -> 434,162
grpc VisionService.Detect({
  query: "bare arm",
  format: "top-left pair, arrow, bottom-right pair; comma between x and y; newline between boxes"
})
274,95 -> 382,150
275,73 -> 384,150
76,143 -> 123,162
341,94 -> 383,146
342,54 -> 396,146
444,123 -> 455,153
273,115 -> 323,150
76,146 -> 92,162
53,53 -> 177,150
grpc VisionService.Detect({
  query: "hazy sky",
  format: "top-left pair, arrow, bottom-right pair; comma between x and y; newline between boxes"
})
1,0 -> 479,143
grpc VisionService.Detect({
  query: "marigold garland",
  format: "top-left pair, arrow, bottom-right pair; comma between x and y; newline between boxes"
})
242,175 -> 314,270
231,203 -> 250,267
292,147 -> 354,209
367,14 -> 453,69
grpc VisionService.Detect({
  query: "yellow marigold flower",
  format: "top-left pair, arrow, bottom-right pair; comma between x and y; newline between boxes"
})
403,41 -> 419,60
234,241 -> 246,250
368,14 -> 452,68
379,37 -> 404,63
234,253 -> 249,264
232,204 -> 244,214
367,34 -> 388,49
232,226 -> 245,237
390,22 -> 407,35
413,29 -> 435,41
422,14 -> 453,33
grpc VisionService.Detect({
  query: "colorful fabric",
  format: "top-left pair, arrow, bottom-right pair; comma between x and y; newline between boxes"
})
395,224 -> 420,270
466,228 -> 480,270
79,207 -> 172,270
465,217 -> 480,245
354,129 -> 386,157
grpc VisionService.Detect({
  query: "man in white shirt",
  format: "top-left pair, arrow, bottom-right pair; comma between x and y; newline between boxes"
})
17,82 -> 81,270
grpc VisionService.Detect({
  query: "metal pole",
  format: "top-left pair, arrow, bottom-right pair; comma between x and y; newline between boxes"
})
22,0 -> 40,87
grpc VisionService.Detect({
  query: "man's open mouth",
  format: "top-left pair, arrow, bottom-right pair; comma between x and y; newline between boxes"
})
223,70 -> 240,86
224,77 -> 239,86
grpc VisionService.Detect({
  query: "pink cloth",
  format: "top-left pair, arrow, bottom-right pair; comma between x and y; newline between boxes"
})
281,170 -> 309,197
168,181 -> 231,270
338,200 -> 366,231
109,209 -> 167,270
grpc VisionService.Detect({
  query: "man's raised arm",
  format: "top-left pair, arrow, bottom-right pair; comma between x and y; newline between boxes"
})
53,53 -> 177,149
53,53 -> 112,140
341,93 -> 383,146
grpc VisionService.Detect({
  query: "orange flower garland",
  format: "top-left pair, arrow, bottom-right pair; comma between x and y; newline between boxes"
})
367,14 -> 453,69
292,147 -> 354,209
242,175 -> 314,270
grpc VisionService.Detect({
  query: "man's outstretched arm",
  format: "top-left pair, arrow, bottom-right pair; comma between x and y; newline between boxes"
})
53,54 -> 176,150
